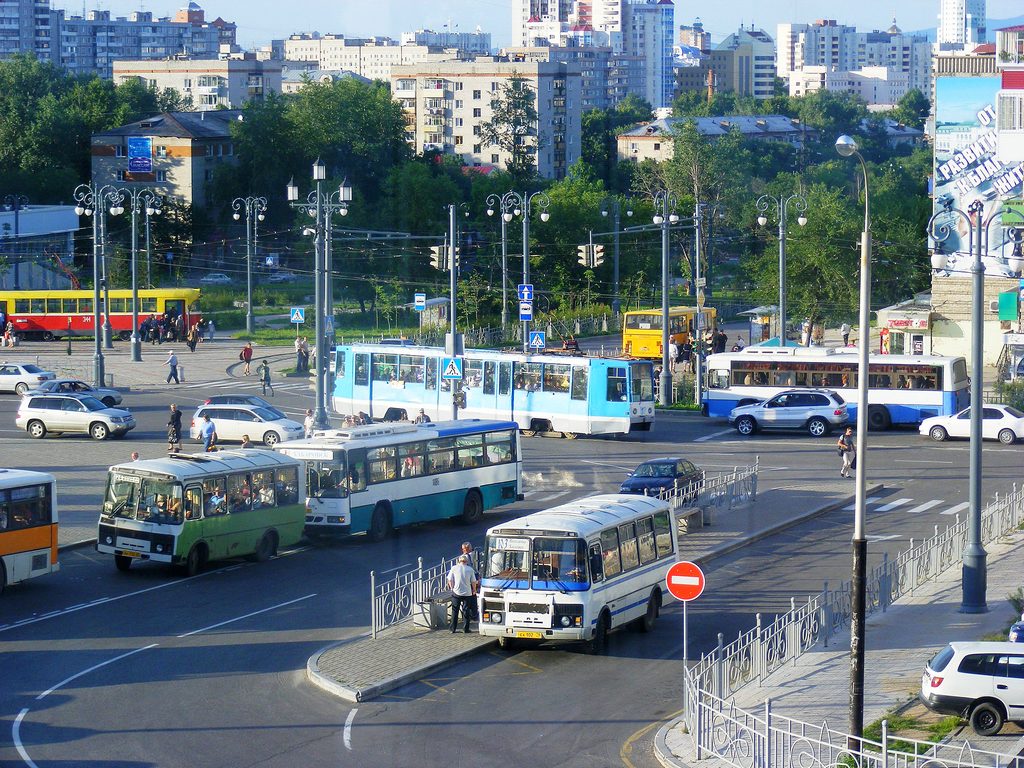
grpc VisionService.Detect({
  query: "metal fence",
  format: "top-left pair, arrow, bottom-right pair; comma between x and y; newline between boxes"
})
682,483 -> 1024,768
656,460 -> 760,518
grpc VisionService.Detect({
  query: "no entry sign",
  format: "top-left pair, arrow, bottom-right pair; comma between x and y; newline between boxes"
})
666,561 -> 705,602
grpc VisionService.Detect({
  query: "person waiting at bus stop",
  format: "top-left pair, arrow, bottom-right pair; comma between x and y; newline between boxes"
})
446,554 -> 477,633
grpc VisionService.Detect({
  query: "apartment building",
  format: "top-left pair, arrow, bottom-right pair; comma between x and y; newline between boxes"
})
789,65 -> 911,106
400,29 -> 491,54
710,26 -> 776,100
616,115 -> 813,163
113,57 -> 282,110
937,0 -> 986,52
623,0 -> 674,109
390,57 -> 582,179
0,0 -> 58,63
502,45 -> 644,111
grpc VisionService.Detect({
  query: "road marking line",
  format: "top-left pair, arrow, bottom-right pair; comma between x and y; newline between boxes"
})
942,502 -> 969,516
844,496 -> 881,511
344,709 -> 356,750
875,498 -> 912,512
867,534 -> 901,541
906,500 -> 944,514
578,459 -> 636,470
13,709 -> 37,768
694,429 -> 734,442
177,593 -> 316,638
37,643 -> 159,701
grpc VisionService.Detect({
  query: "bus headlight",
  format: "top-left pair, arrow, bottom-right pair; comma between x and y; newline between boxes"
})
490,612 -> 503,624
105,535 -> 113,544
560,616 -> 572,627
155,544 -> 163,553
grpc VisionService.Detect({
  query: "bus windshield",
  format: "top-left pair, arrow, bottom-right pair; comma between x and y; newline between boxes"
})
105,473 -> 140,518
104,473 -> 183,523
532,537 -> 588,591
631,364 -> 654,402
485,534 -> 530,586
307,460 -> 347,499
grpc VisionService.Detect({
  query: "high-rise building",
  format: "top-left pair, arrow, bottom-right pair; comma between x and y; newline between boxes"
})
623,0 -> 674,109
400,29 -> 492,54
284,34 -> 477,82
713,25 -> 776,100
0,0 -> 58,63
937,0 -> 986,51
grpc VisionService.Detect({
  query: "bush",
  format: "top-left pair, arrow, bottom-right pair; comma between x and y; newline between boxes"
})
994,380 -> 1024,411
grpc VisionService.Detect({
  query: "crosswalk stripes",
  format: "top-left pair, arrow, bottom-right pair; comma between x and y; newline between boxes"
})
843,497 -> 882,511
180,379 -> 310,393
875,498 -> 912,512
843,496 -> 968,517
905,500 -> 943,515
941,502 -> 970,516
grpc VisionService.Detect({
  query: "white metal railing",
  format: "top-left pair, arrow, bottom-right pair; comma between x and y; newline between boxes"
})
656,459 -> 759,518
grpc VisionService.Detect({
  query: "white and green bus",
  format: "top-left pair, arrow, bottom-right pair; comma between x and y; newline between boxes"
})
275,419 -> 522,541
478,494 -> 677,652
97,450 -> 305,576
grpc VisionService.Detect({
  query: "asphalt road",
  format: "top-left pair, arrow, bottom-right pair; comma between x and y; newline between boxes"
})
1,357 -> 1022,767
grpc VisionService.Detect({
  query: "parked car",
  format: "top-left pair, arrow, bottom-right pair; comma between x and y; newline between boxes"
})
266,271 -> 297,284
202,393 -> 286,420
729,389 -> 848,437
16,392 -> 136,440
27,378 -> 122,407
200,272 -> 232,285
0,362 -> 56,395
189,403 -> 303,446
920,641 -> 1024,735
1008,617 -> 1024,642
920,404 -> 1024,445
619,457 -> 704,497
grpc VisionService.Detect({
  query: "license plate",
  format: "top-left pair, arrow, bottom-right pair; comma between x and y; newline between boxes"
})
516,631 -> 542,639
119,550 -> 141,558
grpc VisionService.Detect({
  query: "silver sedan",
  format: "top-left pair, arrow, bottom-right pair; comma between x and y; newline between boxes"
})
27,378 -> 123,407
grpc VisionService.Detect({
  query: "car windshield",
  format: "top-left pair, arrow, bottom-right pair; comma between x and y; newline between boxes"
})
634,462 -> 673,478
23,364 -> 44,373
79,396 -> 107,411
252,407 -> 280,421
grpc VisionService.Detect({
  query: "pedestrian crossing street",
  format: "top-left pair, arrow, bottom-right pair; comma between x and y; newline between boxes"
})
843,496 -> 970,517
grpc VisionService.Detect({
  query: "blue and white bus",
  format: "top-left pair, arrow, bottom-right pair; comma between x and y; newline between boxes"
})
331,343 -> 656,438
276,419 -> 521,540
704,346 -> 970,430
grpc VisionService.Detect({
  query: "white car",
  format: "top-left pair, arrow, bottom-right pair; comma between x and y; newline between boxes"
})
266,271 -> 297,284
0,362 -> 57,395
200,272 -> 232,285
920,404 -> 1024,445
189,403 -> 304,446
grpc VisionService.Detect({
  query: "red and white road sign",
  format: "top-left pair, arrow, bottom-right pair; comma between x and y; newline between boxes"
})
666,561 -> 705,602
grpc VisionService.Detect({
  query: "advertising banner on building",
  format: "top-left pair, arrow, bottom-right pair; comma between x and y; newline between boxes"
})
933,76 -> 1024,278
127,137 -> 153,173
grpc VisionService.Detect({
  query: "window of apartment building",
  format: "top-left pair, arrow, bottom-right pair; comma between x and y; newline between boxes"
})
115,145 -> 126,157
183,78 -> 191,89
454,99 -> 463,109
205,169 -> 214,182
454,135 -> 463,146
147,78 -> 157,88
491,154 -> 499,163
117,170 -> 127,181
473,108 -> 481,118
472,89 -> 481,99
454,82 -> 463,91
473,144 -> 481,153
427,78 -> 445,90
156,170 -> 167,182
156,145 -> 167,158
654,143 -> 660,151
472,125 -> 481,136
455,118 -> 463,127
205,144 -> 214,157
490,81 -> 499,91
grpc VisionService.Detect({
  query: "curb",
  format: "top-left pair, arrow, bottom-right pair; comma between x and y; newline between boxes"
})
654,715 -> 688,768
305,633 -> 499,703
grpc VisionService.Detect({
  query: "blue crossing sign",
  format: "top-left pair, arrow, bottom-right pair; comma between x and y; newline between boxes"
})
519,301 -> 533,321
290,307 -> 305,324
529,331 -> 546,350
517,283 -> 534,302
441,356 -> 464,380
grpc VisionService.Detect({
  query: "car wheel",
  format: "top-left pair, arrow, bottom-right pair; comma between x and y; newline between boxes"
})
27,420 -> 47,439
929,425 -> 949,442
102,397 -> 117,407
15,382 -> 28,395
90,422 -> 110,440
263,431 -> 281,446
735,416 -> 756,436
970,701 -> 1005,736
998,429 -> 1016,445
807,417 -> 829,437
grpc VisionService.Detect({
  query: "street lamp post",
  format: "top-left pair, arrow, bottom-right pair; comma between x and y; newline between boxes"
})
485,194 -> 510,329
928,199 -> 1024,614
2,194 -> 29,290
232,196 -> 268,334
323,179 -> 352,352
121,188 -> 162,362
836,134 -> 872,745
144,202 -> 160,288
287,162 -> 351,429
73,183 -> 124,387
651,191 -> 679,406
601,197 -> 634,317
757,192 -> 808,344
693,199 -> 724,408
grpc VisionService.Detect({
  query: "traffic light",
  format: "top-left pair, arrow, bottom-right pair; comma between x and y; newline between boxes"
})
453,389 -> 467,408
577,244 -> 590,266
592,244 -> 605,266
429,245 -> 445,270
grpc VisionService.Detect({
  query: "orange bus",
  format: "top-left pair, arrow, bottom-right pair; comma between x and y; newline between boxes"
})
0,469 -> 59,594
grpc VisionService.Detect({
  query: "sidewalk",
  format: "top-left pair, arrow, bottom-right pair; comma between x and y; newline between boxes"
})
306,478 -> 866,703
655,532 -> 1024,767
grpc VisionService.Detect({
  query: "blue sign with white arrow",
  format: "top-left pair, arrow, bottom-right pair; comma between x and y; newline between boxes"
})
517,283 -> 534,302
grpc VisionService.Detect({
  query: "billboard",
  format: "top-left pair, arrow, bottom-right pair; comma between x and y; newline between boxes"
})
127,137 -> 153,173
932,76 -> 1024,278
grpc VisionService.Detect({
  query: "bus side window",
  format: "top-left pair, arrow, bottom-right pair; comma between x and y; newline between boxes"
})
425,357 -> 438,390
618,522 -> 640,571
354,354 -> 369,386
589,543 -> 604,583
606,367 -> 627,401
653,510 -> 673,557
335,351 -> 346,380
275,466 -> 299,505
184,486 -> 203,520
498,362 -> 511,395
636,516 -> 656,564
570,366 -> 588,400
347,449 -> 367,492
600,528 -> 622,578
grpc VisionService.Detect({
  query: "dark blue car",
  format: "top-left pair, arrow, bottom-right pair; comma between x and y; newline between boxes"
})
619,457 -> 704,498
1009,619 -> 1024,642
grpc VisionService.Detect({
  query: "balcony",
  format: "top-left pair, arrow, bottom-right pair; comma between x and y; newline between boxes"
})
392,84 -> 416,97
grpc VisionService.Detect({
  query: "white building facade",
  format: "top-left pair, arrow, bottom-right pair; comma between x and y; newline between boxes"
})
937,0 -> 986,51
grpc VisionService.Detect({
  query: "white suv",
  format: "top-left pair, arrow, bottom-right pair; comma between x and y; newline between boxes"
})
728,389 -> 848,437
189,403 -> 303,446
16,392 -> 136,440
920,641 -> 1024,735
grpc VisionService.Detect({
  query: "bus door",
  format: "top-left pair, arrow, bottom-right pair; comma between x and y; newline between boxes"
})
481,360 -> 498,418
354,353 -> 370,414
497,361 -> 514,422
308,455 -> 350,524
345,449 -> 369,531
165,298 -> 185,324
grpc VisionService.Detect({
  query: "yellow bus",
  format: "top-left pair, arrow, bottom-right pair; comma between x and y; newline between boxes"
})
0,469 -> 59,594
622,307 -> 717,359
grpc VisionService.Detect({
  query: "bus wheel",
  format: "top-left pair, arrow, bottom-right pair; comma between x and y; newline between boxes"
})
184,544 -> 207,577
42,331 -> 55,341
460,490 -> 483,525
118,331 -> 132,341
254,531 -> 278,562
638,588 -> 661,633
521,429 -> 537,437
867,405 -> 891,431
369,504 -> 392,542
586,611 -> 610,654
114,555 -> 133,572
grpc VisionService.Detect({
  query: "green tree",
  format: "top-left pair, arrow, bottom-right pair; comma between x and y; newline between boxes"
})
479,73 -> 541,184
580,94 -> 652,187
891,89 -> 930,130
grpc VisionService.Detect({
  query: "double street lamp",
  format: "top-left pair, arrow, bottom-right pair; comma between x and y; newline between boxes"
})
486,190 -> 550,351
601,197 -> 633,316
287,160 -> 352,429
73,183 -> 125,387
232,196 -> 268,334
2,194 -> 29,290
119,188 -> 162,362
756,192 -> 807,344
652,191 -> 680,406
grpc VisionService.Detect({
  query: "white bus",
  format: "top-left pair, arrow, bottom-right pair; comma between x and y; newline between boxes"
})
276,419 -> 522,541
478,494 -> 677,652
0,469 -> 59,594
704,346 -> 970,430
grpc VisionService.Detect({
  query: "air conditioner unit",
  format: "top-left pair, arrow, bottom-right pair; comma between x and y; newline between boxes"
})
989,300 -> 1000,313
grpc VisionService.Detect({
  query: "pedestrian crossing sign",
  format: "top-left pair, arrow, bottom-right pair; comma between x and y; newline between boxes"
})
290,307 -> 305,324
441,357 -> 463,380
529,331 -> 546,350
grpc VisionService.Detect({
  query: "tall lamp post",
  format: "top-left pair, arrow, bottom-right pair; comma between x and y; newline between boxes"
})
651,191 -> 680,406
756,192 -> 808,344
232,196 -> 268,334
601,197 -> 633,316
2,194 -> 29,290
928,199 -> 1024,613
693,199 -> 724,408
485,194 -> 511,329
323,179 -> 352,352
489,190 -> 550,352
144,201 -> 161,288
120,188 -> 162,362
73,183 -> 124,387
835,134 -> 871,745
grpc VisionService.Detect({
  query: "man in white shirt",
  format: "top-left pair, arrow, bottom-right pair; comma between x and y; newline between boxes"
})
447,554 -> 477,633
840,322 -> 851,346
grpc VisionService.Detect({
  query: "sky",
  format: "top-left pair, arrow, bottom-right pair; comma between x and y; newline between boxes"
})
52,0 -> 1024,49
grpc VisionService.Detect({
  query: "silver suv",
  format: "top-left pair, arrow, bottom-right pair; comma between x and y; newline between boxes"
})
728,389 -> 848,437
16,392 -> 136,440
